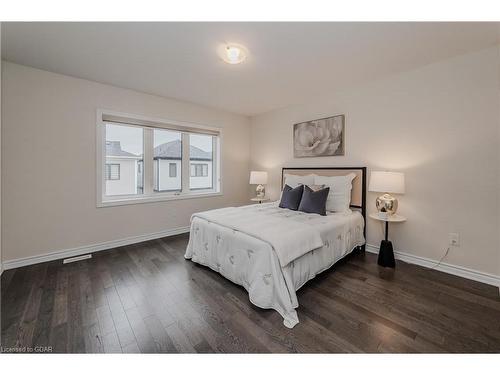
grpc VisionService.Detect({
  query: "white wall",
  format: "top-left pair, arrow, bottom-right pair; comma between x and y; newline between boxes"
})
498,45 -> 500,281
1,62 -> 251,263
250,47 -> 500,277
0,25 -> 2,273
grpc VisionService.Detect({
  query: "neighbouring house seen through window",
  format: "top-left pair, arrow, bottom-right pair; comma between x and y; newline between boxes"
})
105,124 -> 144,196
154,129 -> 182,192
189,134 -> 213,190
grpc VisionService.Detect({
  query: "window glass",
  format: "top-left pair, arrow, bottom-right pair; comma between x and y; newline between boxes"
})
100,116 -> 220,206
105,124 -> 143,196
154,129 -> 182,192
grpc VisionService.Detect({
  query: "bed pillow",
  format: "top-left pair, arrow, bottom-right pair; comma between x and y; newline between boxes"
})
283,174 -> 315,188
279,184 -> 304,210
314,173 -> 356,213
298,185 -> 330,216
306,184 -> 325,192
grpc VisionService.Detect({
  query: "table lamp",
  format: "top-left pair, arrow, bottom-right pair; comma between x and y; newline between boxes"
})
369,171 -> 405,217
249,171 -> 268,199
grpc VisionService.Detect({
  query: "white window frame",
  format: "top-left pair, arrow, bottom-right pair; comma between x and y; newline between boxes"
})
96,109 -> 222,207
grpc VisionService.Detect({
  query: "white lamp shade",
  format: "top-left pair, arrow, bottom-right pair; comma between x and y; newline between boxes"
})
249,171 -> 268,185
369,171 -> 405,194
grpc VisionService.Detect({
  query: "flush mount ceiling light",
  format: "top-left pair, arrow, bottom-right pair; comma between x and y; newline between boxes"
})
218,43 -> 248,65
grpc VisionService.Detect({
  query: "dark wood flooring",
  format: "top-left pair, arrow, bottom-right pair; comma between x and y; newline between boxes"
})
1,233 -> 500,353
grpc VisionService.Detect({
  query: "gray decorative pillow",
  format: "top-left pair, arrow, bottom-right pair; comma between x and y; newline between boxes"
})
298,185 -> 330,216
279,184 -> 304,210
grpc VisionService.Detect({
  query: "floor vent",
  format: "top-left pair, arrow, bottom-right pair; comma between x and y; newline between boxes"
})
63,254 -> 92,264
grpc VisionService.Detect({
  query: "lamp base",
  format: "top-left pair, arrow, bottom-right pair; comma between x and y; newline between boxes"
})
378,240 -> 396,268
256,184 -> 265,199
376,193 -> 398,216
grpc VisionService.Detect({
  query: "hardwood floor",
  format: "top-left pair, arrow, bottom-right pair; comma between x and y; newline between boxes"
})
2,233 -> 500,353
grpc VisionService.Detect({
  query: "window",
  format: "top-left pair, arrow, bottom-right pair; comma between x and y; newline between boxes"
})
98,111 -> 221,206
190,163 -> 208,177
169,163 -> 177,178
105,164 -> 120,180
104,124 -> 143,196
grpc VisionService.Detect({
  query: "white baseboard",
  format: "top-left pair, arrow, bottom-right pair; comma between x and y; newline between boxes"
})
3,232 -> 498,292
366,244 -> 500,288
2,226 -> 191,270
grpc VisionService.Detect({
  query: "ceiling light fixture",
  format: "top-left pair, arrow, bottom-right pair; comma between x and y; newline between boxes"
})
219,43 -> 248,65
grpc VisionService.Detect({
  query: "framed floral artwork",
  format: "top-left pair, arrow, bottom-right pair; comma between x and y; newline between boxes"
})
293,114 -> 345,157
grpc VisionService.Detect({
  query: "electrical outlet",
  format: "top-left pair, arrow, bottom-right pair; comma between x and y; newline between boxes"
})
449,233 -> 460,247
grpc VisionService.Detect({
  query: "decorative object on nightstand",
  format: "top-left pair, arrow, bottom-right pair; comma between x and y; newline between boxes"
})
369,213 -> 407,268
369,171 -> 405,218
249,171 -> 268,199
250,197 -> 270,204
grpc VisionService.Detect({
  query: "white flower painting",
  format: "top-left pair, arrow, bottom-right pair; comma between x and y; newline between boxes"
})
293,114 -> 345,157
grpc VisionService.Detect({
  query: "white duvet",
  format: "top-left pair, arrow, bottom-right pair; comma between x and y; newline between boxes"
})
185,202 -> 365,328
191,205 -> 324,267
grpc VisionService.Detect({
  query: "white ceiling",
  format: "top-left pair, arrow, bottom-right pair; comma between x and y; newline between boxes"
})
2,22 -> 499,116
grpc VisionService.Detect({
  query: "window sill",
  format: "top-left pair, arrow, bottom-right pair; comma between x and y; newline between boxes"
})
97,191 -> 223,208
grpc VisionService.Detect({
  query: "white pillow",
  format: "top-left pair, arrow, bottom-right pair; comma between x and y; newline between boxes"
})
283,174 -> 316,188
314,173 -> 356,213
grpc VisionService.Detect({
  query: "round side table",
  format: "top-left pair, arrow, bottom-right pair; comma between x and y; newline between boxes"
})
369,213 -> 407,268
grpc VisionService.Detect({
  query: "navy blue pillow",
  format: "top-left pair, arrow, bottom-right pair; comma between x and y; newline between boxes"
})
279,184 -> 304,210
298,185 -> 330,216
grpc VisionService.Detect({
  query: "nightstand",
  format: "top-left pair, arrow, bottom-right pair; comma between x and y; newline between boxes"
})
250,197 -> 270,204
369,213 -> 407,268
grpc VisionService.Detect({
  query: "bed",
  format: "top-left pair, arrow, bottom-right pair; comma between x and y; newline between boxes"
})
185,167 -> 366,328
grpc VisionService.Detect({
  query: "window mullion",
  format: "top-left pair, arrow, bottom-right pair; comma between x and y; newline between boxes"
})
143,127 -> 154,195
181,133 -> 190,193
